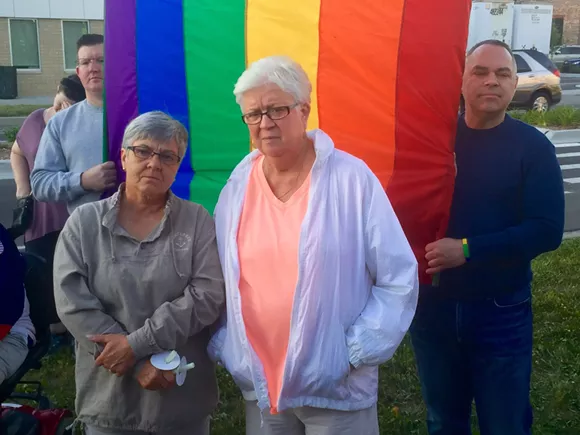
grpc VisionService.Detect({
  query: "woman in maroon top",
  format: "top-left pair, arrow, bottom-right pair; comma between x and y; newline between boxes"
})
9,74 -> 85,334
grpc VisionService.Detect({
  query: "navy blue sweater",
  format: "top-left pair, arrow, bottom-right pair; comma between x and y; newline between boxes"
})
438,115 -> 565,300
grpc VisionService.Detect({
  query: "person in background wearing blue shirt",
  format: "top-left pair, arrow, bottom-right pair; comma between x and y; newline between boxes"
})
410,39 -> 565,435
31,34 -> 116,214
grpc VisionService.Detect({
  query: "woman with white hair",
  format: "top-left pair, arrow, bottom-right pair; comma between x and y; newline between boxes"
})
208,55 -> 419,434
53,111 -> 225,435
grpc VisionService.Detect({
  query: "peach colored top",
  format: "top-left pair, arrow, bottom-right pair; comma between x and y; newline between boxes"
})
237,156 -> 311,412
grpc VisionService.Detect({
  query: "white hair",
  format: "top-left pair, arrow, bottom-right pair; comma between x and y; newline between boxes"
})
233,55 -> 312,106
122,111 -> 188,157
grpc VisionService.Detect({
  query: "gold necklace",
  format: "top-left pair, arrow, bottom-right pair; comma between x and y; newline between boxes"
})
275,167 -> 303,200
265,148 -> 308,201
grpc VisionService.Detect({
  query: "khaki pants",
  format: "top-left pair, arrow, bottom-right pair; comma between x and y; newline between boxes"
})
245,401 -> 379,435
85,417 -> 209,435
0,333 -> 29,383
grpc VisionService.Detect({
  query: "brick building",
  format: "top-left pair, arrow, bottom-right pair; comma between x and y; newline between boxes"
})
0,0 -> 103,97
549,0 -> 580,45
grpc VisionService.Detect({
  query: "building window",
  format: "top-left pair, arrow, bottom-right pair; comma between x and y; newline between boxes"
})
63,21 -> 90,70
551,17 -> 564,48
9,19 -> 40,70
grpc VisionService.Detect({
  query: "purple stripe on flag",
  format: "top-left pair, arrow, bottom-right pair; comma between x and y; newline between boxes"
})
104,0 -> 138,188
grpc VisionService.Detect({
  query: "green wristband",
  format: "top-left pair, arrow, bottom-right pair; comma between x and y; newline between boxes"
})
462,238 -> 470,260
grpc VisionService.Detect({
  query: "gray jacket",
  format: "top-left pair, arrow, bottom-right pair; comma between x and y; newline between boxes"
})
53,188 -> 225,432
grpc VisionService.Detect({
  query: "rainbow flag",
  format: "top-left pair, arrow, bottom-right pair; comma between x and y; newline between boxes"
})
103,0 -> 471,283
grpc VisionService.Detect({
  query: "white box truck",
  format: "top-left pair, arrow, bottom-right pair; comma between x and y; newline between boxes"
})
467,2 -> 515,51
512,4 -> 553,54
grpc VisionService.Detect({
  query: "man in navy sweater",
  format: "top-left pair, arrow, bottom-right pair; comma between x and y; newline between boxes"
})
411,40 -> 565,435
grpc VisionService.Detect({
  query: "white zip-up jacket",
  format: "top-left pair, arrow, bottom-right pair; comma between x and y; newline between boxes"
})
208,129 -> 419,413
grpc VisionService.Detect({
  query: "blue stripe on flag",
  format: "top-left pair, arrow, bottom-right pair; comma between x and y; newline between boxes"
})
136,0 -> 193,200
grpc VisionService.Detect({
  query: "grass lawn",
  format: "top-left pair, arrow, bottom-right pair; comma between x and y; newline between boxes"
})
509,106 -> 580,129
0,105 -> 49,117
13,238 -> 580,434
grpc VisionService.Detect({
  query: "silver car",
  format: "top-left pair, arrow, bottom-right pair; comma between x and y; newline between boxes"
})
551,45 -> 580,67
511,50 -> 562,112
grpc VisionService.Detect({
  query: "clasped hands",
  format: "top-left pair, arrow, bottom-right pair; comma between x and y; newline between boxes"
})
89,334 -> 175,390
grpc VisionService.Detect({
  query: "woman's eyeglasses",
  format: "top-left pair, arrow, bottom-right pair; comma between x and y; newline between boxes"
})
241,103 -> 299,125
127,146 -> 181,165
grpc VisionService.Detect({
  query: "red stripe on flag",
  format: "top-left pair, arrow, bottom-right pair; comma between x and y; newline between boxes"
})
389,0 -> 471,283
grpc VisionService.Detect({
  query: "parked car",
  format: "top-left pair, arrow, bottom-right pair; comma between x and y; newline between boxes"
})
550,45 -> 580,67
561,58 -> 580,73
511,50 -> 561,112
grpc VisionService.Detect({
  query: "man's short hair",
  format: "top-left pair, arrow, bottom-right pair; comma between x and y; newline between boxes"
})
76,34 -> 104,52
467,39 -> 516,65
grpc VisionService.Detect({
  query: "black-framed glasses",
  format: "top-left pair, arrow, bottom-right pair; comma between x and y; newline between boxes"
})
241,103 -> 299,125
127,146 -> 181,165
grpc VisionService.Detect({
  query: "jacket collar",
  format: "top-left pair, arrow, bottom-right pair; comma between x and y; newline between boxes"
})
101,183 -> 175,232
228,128 -> 335,183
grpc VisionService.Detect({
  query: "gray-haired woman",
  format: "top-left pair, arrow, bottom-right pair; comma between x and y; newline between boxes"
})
209,56 -> 418,434
53,111 -> 225,435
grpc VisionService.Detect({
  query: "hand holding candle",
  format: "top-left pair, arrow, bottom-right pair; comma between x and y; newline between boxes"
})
150,351 -> 195,387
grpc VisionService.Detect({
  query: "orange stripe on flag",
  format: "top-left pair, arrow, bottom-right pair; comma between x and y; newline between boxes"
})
317,0 -> 405,187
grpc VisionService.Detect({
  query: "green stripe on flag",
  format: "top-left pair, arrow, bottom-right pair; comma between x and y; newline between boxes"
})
183,0 -> 248,212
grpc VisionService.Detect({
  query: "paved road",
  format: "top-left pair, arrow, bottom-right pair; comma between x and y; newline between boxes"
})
559,70 -> 580,107
561,73 -> 580,91
560,92 -> 580,108
557,73 -> 580,107
558,140 -> 580,232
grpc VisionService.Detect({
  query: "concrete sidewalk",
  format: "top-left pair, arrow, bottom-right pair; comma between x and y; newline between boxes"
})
0,117 -> 26,127
0,96 -> 52,106
546,129 -> 580,144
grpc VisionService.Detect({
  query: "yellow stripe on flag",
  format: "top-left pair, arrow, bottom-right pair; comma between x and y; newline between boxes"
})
246,0 -> 321,132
